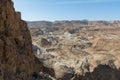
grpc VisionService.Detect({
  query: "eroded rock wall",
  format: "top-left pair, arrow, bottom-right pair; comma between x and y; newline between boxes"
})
0,0 -> 36,79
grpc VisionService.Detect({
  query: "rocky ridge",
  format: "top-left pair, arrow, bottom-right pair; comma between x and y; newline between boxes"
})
0,0 -> 52,80
0,0 -> 37,79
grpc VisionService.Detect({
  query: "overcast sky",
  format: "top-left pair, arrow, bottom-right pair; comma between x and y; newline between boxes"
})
13,0 -> 120,21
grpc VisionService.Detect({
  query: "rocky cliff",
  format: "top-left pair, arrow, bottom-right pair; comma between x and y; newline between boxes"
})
0,0 -> 37,79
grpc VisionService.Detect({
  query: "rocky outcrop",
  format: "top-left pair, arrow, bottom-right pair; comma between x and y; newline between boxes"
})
72,65 -> 120,80
0,0 -> 39,80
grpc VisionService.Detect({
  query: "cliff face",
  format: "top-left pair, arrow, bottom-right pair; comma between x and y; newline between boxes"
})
0,0 -> 35,79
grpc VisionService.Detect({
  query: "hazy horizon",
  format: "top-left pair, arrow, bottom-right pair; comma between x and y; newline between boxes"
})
13,0 -> 120,21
